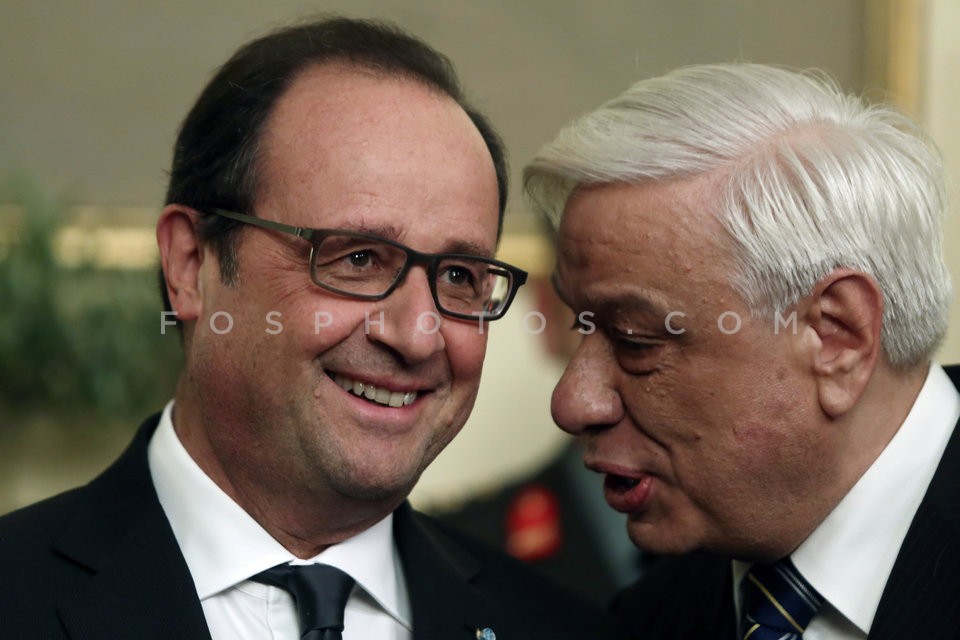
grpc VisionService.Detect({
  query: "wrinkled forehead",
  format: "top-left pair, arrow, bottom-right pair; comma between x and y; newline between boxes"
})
553,176 -> 740,300
556,174 -> 735,251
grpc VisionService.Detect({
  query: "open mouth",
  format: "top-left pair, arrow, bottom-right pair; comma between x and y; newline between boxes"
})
605,474 -> 641,491
330,372 -> 418,408
601,471 -> 654,513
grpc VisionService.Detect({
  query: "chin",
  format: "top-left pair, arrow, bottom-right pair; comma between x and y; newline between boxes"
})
627,521 -> 702,556
329,466 -> 421,504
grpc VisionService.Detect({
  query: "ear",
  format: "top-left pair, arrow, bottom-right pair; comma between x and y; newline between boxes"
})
156,205 -> 205,323
802,269 -> 883,418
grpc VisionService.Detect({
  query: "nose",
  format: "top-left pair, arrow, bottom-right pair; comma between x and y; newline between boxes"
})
369,266 -> 446,364
551,335 -> 624,435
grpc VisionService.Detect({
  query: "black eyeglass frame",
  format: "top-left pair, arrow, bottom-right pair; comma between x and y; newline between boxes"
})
211,208 -> 528,321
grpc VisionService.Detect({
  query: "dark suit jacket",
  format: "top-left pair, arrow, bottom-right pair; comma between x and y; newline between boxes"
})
0,414 -> 626,640
613,365 -> 960,639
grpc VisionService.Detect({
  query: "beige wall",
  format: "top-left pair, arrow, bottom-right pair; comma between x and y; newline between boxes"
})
1,1 -> 865,216
926,0 -> 960,364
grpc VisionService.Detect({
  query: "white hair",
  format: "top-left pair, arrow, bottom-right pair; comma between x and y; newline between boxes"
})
524,63 -> 951,368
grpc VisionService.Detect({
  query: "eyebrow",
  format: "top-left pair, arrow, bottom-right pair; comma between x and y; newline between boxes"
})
551,271 -> 668,316
347,222 -> 495,258
442,239 -> 496,258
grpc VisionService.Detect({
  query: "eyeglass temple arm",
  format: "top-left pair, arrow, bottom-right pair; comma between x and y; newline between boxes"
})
213,209 -> 313,240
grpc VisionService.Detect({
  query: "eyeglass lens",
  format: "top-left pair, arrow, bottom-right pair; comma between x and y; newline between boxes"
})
312,234 -> 513,316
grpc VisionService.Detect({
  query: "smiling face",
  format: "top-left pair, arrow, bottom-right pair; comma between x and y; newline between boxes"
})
171,64 -> 500,535
551,175 -> 848,560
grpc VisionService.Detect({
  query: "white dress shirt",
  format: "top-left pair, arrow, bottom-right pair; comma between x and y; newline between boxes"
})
147,402 -> 413,640
733,363 -> 960,639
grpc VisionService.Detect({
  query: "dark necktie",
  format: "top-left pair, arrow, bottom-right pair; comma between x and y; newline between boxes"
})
742,558 -> 824,640
252,563 -> 355,640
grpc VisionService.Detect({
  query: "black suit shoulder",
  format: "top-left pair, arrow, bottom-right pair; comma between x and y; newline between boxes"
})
0,487 -> 98,638
399,508 -> 630,640
613,552 -> 735,640
0,414 -> 209,640
0,484 -> 83,542
438,515 -> 623,628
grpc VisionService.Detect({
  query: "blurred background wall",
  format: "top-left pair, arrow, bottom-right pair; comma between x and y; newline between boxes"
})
1,0 -> 956,514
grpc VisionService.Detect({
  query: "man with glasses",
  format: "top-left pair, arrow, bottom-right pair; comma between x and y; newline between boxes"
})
0,17 -> 624,640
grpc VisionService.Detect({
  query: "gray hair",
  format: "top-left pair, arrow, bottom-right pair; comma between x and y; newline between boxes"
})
524,63 -> 951,369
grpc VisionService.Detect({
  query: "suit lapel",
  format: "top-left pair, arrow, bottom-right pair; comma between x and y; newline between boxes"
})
53,416 -> 211,640
394,503 -> 531,640
870,368 -> 960,639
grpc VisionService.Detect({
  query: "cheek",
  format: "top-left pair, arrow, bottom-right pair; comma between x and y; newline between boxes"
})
708,390 -> 823,491
620,372 -> 702,440
278,301 -> 368,351
444,324 -> 488,383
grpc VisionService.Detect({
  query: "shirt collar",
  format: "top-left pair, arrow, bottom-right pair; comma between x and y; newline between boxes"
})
148,401 -> 411,628
734,363 -> 959,634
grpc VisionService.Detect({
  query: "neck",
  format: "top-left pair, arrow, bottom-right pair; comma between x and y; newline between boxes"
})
755,362 -> 931,562
839,362 -> 928,483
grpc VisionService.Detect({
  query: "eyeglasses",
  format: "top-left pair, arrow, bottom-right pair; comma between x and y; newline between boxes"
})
211,209 -> 528,321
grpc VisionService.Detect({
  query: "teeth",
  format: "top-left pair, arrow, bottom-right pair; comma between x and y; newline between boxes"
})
332,373 -> 417,407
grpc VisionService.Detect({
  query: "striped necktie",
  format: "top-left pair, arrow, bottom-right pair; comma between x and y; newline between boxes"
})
742,558 -> 823,640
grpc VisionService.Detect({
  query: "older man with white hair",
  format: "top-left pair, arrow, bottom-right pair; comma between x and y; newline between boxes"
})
525,63 -> 959,639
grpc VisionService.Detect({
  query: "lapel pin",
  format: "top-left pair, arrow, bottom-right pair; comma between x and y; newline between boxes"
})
475,627 -> 496,640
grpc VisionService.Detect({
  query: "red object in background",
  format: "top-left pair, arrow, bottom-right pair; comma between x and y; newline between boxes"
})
505,484 -> 562,562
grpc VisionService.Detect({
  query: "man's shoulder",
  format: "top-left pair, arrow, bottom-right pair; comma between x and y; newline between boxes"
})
0,416 -> 157,585
0,485 -> 86,551
0,486 -> 100,638
404,509 -> 630,639
0,415 -> 202,640
0,414 -> 159,549
0,484 -> 98,592
613,552 -> 734,640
